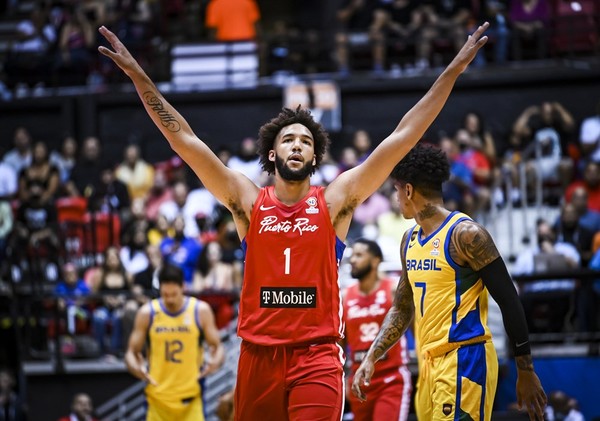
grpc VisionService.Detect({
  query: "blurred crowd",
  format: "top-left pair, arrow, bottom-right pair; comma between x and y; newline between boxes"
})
0,0 -> 597,97
0,94 -> 599,361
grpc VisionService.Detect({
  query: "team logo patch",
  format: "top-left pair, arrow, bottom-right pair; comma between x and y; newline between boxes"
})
305,196 -> 319,214
261,287 -> 317,308
442,403 -> 453,416
431,237 -> 440,256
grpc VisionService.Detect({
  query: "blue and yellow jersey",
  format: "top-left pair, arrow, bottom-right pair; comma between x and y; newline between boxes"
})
404,211 -> 491,361
146,296 -> 204,409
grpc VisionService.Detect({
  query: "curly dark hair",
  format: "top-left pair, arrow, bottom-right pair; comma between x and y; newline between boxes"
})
390,143 -> 450,198
257,106 -> 330,175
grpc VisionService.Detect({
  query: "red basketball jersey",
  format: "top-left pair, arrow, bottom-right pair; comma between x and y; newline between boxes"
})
238,186 -> 346,345
344,278 -> 409,376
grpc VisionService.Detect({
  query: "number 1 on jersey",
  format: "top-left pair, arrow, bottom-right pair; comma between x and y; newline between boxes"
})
283,247 -> 291,275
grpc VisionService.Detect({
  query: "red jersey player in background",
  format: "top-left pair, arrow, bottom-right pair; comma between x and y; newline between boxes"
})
98,22 -> 489,421
343,239 -> 412,421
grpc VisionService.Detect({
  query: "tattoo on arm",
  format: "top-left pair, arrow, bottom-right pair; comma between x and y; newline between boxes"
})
452,221 -> 499,271
143,91 -> 181,132
515,354 -> 534,371
368,231 -> 414,361
371,279 -> 414,360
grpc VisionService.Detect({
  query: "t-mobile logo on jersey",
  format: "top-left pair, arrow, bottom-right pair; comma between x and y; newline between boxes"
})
260,287 -> 317,308
258,216 -> 319,236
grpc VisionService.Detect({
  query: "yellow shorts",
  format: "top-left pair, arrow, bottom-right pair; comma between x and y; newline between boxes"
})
416,341 -> 498,421
146,395 -> 204,421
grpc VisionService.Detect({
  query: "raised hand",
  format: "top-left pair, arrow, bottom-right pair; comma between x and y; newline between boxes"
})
97,26 -> 141,77
449,21 -> 490,74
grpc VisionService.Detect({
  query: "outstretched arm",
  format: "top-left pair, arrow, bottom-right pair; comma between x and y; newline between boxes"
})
97,27 -> 258,229
326,22 -> 489,224
451,220 -> 547,421
352,230 -> 414,401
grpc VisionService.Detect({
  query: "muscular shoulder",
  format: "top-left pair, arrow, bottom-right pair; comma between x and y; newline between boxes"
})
449,219 -> 500,271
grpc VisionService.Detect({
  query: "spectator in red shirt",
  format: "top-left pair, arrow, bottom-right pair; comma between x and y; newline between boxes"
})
205,0 -> 261,42
565,161 -> 600,212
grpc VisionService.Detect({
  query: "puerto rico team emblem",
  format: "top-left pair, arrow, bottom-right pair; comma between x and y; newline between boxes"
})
305,196 -> 319,214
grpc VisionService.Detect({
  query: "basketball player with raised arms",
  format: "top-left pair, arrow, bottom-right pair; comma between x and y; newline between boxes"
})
98,22 -> 489,421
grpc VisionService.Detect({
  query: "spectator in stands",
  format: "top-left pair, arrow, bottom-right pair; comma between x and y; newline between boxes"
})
88,162 -> 131,225
554,202 -> 595,266
509,0 -> 550,61
192,240 -> 240,292
54,262 -> 91,336
67,136 -> 102,199
144,168 -> 173,222
0,199 -> 13,270
0,368 -> 27,421
512,219 -> 580,333
226,137 -> 265,186
568,186 -> 600,233
545,390 -> 584,421
90,246 -> 130,358
439,134 -> 478,215
351,129 -> 373,163
311,150 -> 340,187
52,4 -> 95,87
462,111 -> 498,165
79,0 -> 108,32
584,243 -> 600,333
157,180 -> 189,223
18,141 -> 60,206
159,215 -> 202,286
353,186 -> 391,226
471,0 -> 510,67
565,161 -> 600,212
158,177 -> 212,241
334,0 -> 378,75
185,179 -> 218,240
205,0 -> 261,42
110,0 -> 154,47
147,214 -> 173,247
3,127 -> 32,175
508,101 -> 576,201
454,128 -> 493,214
120,198 -> 149,247
578,99 -> 600,167
4,7 -> 57,89
114,144 -> 155,201
0,156 -> 17,201
50,135 -> 78,186
119,224 -> 150,280
57,392 -> 98,421
338,145 -> 359,173
133,244 -> 162,296
9,181 -> 60,283
213,211 -> 244,268
419,0 -> 471,69
371,0 -> 425,72
376,190 -> 415,247
192,240 -> 239,328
